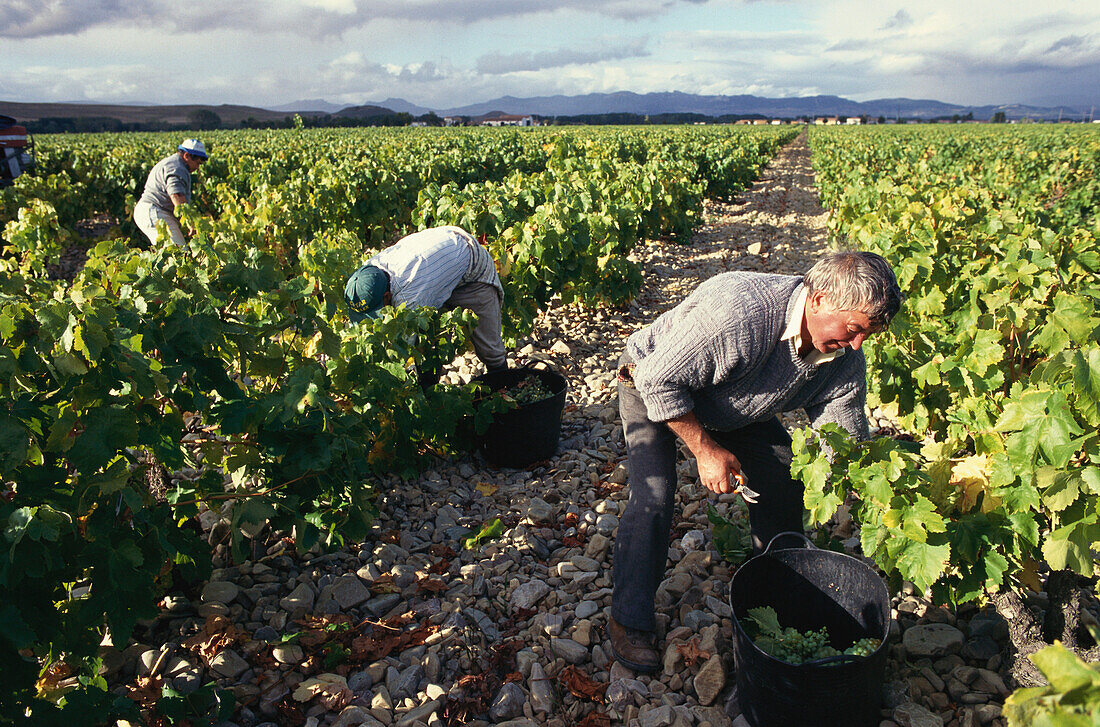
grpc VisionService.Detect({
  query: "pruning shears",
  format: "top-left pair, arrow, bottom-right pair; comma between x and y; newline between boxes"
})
730,470 -> 761,504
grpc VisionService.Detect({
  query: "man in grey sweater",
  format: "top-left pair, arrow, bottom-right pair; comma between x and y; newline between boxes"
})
609,251 -> 902,673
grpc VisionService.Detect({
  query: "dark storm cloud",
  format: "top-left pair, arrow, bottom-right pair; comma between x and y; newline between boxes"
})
0,0 -> 146,38
476,39 -> 650,75
1,0 -> 714,39
917,38 -> 1100,75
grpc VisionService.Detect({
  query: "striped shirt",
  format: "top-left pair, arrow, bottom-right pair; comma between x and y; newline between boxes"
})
625,272 -> 868,438
366,226 -> 502,308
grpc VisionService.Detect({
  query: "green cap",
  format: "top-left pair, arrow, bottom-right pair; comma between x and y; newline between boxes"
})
344,265 -> 389,322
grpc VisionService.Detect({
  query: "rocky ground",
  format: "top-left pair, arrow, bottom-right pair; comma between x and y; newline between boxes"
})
107,136 -> 1029,727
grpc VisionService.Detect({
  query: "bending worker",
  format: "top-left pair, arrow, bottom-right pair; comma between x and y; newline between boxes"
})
344,225 -> 507,375
133,138 -> 207,247
608,251 -> 903,674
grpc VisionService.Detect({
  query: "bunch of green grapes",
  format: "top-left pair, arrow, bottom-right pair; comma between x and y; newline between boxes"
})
843,637 -> 882,658
502,374 -> 554,405
747,607 -> 882,664
755,626 -> 837,664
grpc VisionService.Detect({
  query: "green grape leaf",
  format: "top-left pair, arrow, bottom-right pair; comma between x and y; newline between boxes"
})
1032,292 -> 1096,354
1007,510 -> 1041,548
745,606 -> 783,637
0,414 -> 29,473
1042,470 -> 1082,513
895,538 -> 951,594
1042,518 -> 1100,575
1029,643 -> 1100,694
998,390 -> 1084,469
1072,348 -> 1100,425
902,495 -> 948,539
463,517 -> 503,550
981,549 -> 1010,591
0,604 -> 36,649
1081,467 -> 1100,496
69,406 -> 139,474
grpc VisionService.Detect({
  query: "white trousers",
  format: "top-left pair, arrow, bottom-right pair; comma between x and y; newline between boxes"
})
133,201 -> 186,247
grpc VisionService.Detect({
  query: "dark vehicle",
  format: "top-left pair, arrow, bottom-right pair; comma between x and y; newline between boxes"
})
1,114 -> 34,188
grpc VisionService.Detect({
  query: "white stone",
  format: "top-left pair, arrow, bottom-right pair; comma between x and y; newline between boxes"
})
511,580 -> 551,611
893,702 -> 945,727
903,624 -> 964,658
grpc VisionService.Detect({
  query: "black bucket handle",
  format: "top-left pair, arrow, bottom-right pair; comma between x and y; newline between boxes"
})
515,356 -> 567,396
521,352 -> 558,372
760,531 -> 815,555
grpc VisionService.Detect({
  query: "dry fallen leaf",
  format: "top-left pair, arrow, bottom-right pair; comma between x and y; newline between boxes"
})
417,577 -> 448,594
677,638 -> 710,668
292,673 -> 353,710
429,544 -> 456,559
428,558 -> 452,575
35,660 -> 74,696
475,481 -> 499,497
557,665 -> 606,702
351,624 -> 439,662
181,615 -> 246,663
124,674 -> 165,708
368,574 -> 401,594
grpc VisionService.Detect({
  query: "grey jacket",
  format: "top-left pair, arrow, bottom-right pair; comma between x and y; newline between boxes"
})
625,271 -> 869,438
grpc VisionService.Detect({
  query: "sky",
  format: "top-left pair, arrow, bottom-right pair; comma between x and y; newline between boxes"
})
2,0 -> 1098,111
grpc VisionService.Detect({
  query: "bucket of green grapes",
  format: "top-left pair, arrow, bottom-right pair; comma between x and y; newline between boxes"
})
728,533 -> 891,727
471,363 -> 567,468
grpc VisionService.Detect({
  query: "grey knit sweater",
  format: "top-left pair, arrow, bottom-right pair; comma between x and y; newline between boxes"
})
625,272 -> 869,438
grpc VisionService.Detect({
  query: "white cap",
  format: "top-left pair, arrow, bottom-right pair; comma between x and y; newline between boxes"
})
178,138 -> 208,159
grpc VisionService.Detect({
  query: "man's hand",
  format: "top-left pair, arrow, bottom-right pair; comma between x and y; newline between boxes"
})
665,411 -> 752,497
695,441 -> 745,494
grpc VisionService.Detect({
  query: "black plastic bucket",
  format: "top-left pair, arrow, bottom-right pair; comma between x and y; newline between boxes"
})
728,533 -> 891,727
471,365 -> 567,468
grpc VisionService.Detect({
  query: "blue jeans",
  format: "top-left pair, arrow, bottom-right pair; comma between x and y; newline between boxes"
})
610,377 -> 805,632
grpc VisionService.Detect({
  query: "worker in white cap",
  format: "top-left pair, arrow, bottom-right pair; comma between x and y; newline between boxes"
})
133,138 -> 208,247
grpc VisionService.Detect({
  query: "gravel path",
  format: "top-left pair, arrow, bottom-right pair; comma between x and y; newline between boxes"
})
111,136 -> 1016,727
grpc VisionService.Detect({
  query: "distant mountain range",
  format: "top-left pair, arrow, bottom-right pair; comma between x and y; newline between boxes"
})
3,92 -> 1093,125
0,100 -> 316,126
277,91 -> 1091,121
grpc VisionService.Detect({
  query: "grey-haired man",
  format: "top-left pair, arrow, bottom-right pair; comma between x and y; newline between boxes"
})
608,251 -> 903,673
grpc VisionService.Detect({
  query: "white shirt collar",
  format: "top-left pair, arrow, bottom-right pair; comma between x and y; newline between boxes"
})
783,286 -> 844,365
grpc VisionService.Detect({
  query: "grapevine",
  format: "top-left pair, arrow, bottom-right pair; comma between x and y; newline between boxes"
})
797,122 -> 1100,689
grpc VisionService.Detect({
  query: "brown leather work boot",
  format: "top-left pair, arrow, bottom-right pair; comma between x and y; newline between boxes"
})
608,617 -> 659,674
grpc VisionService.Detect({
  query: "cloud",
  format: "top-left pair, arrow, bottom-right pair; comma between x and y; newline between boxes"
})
476,39 -> 650,74
881,9 -> 912,30
2,63 -> 161,103
1046,35 -> 1086,54
0,0 -> 714,39
0,0 -> 146,38
665,29 -> 819,55
5,0 -> 1098,110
